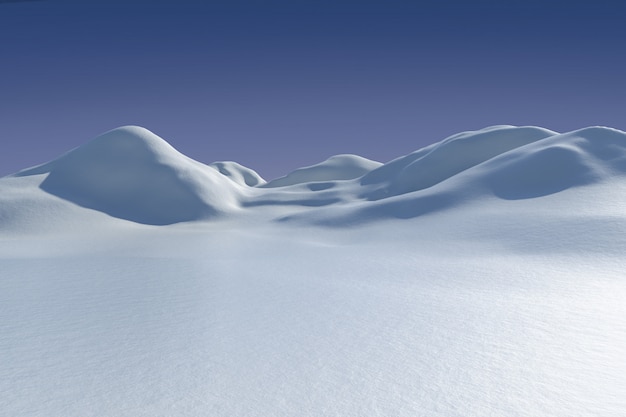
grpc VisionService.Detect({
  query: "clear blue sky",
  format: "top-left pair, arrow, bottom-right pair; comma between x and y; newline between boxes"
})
1,0 -> 625,180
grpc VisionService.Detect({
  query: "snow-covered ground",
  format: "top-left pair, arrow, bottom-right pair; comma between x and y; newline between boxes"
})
1,126 -> 625,416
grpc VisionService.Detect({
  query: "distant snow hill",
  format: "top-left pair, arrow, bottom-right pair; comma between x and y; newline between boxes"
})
2,124 -> 626,226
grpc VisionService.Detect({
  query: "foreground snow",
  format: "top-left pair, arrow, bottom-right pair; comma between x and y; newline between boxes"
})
1,125 -> 626,416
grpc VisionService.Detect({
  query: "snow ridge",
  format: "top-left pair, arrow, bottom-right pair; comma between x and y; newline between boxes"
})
12,126 -> 245,225
263,154 -> 382,188
3,125 -> 626,226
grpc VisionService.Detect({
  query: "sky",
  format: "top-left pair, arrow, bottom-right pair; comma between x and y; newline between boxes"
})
1,0 -> 625,180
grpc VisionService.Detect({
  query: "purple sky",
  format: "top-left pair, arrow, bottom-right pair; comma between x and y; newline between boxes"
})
2,0 -> 625,180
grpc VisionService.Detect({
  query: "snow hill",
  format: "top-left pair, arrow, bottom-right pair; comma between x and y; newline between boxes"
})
263,154 -> 382,188
8,126 -> 247,225
2,125 -> 626,417
5,124 -> 625,227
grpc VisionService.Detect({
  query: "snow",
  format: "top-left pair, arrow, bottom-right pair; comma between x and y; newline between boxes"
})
1,125 -> 626,416
263,154 -> 382,188
208,161 -> 266,187
11,126 -> 245,225
360,125 -> 557,199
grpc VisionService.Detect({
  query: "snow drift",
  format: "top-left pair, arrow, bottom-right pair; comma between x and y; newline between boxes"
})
360,125 -> 557,200
208,161 -> 266,187
11,126 -> 252,225
2,124 -> 626,417
3,124 -> 626,226
345,126 -> 626,223
263,154 -> 382,188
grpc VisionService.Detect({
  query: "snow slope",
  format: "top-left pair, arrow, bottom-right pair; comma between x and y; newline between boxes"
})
4,124 -> 626,227
208,160 -> 266,187
10,126 -> 248,225
263,154 -> 382,188
360,125 -> 557,199
1,125 -> 626,417
262,126 -> 626,225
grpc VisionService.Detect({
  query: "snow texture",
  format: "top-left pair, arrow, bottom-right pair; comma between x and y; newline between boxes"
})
263,154 -> 382,188
1,125 -> 626,416
11,126 -> 243,225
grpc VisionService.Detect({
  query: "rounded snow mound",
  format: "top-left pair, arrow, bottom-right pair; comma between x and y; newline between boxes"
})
15,126 -> 241,225
208,161 -> 266,187
263,154 -> 382,188
480,126 -> 626,199
361,125 -> 557,200
340,126 -> 626,224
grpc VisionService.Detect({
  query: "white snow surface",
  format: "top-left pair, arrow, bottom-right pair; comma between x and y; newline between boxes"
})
263,154 -> 382,188
10,126 -> 244,225
208,160 -> 266,187
1,125 -> 626,416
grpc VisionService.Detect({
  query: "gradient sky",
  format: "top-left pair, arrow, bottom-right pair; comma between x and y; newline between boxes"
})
1,0 -> 625,180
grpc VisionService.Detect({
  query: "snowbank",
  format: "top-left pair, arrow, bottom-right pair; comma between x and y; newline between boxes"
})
12,126 -> 243,225
3,125 -> 626,226
263,154 -> 382,188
